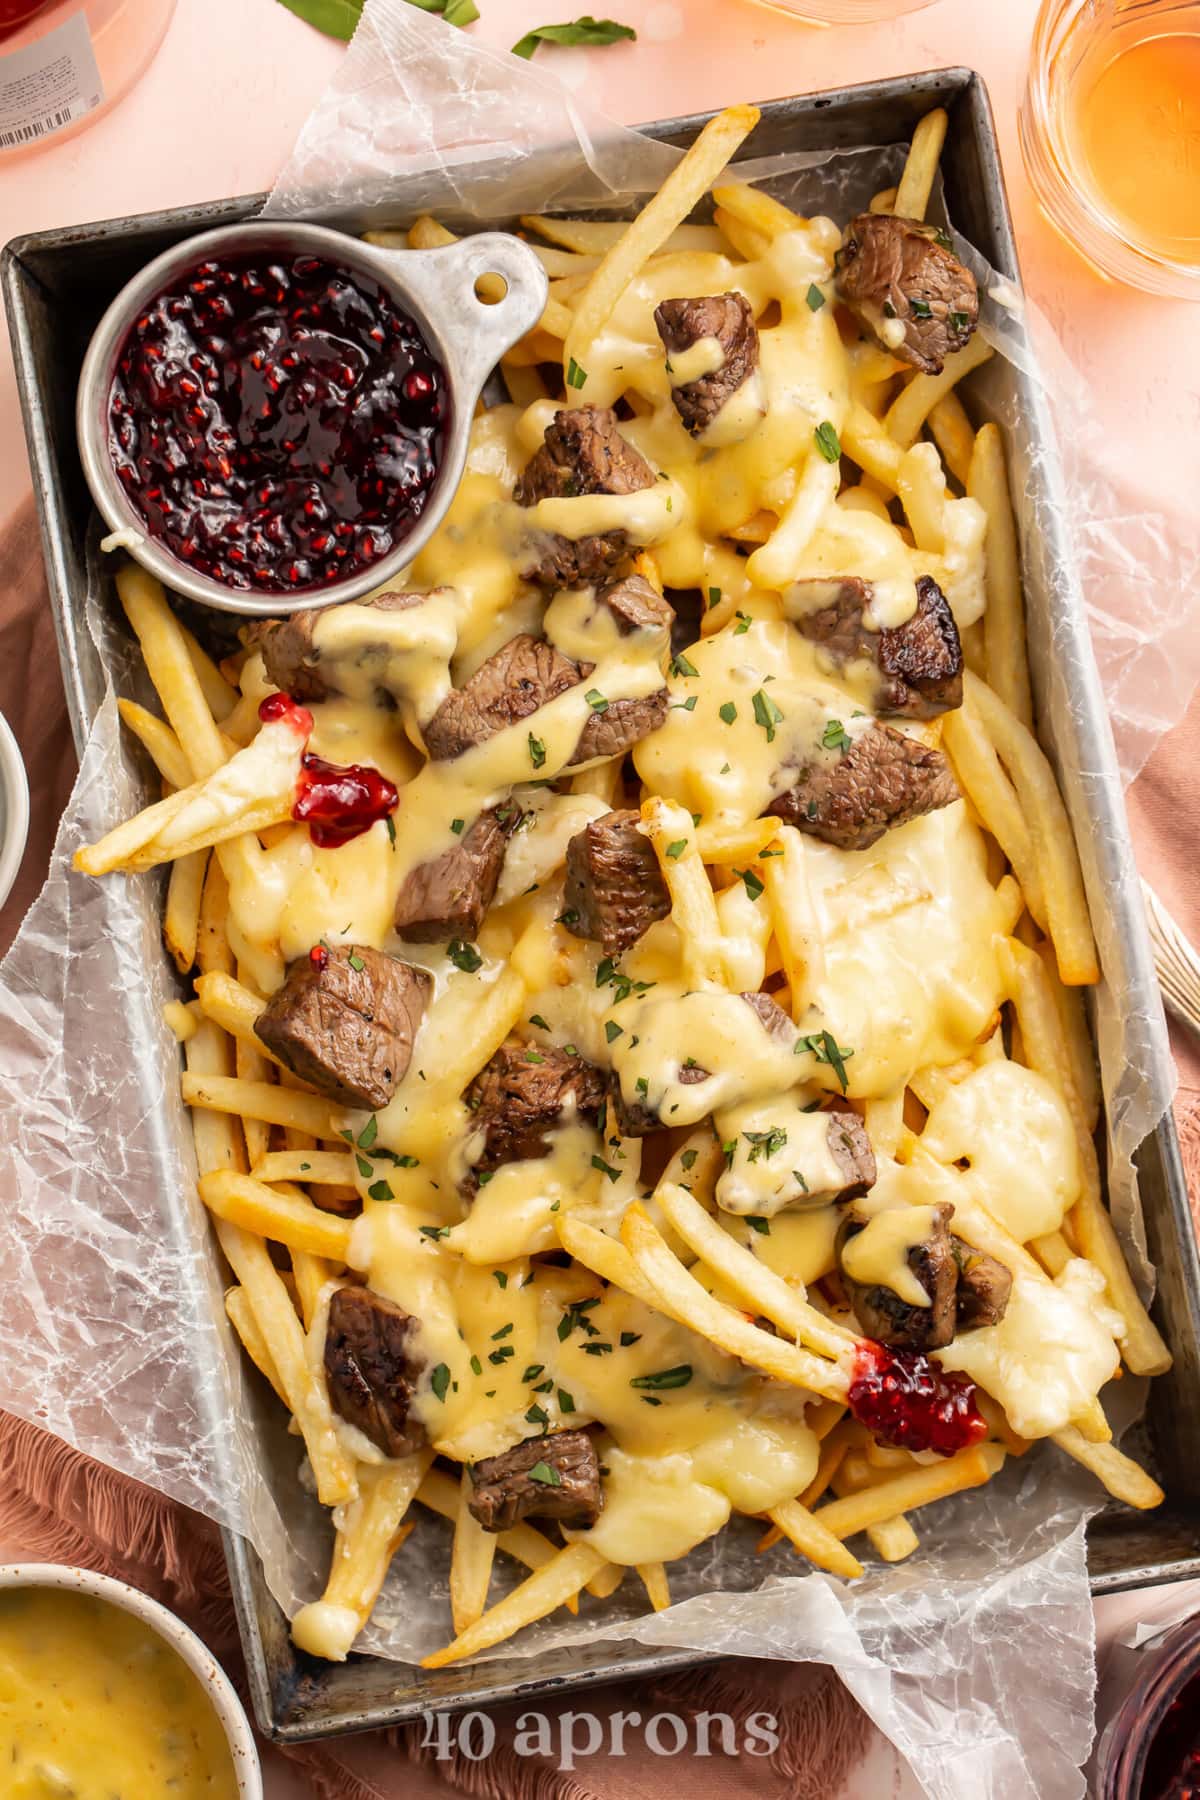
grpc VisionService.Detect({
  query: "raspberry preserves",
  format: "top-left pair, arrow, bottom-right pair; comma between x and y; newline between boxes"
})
848,1340 -> 987,1457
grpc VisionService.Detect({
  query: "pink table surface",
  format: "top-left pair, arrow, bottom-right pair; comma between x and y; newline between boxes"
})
0,2 -> 1196,1794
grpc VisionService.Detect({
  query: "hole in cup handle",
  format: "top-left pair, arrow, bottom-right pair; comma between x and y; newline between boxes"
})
384,232 -> 549,395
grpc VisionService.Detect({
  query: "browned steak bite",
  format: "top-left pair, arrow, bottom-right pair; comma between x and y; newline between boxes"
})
465,1039 -> 608,1179
597,572 -> 675,639
574,687 -> 669,763
953,1240 -> 1013,1332
825,1110 -> 877,1201
468,1430 -> 603,1533
393,807 -> 517,944
249,589 -> 429,705
770,721 -> 959,852
837,1201 -> 959,1351
654,291 -> 760,437
741,989 -> 799,1043
515,405 -> 657,589
423,634 -> 581,761
255,945 -> 431,1110
836,212 -> 979,376
324,1285 -> 428,1458
792,574 -> 963,719
563,809 -> 670,956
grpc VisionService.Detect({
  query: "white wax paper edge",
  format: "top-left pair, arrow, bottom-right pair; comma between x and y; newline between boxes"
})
0,8 -> 1187,1798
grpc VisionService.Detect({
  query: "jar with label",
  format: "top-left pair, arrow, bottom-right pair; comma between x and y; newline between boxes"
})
0,0 -> 177,158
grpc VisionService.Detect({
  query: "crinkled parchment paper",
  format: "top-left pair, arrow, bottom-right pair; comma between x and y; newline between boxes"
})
0,7 -> 1188,1796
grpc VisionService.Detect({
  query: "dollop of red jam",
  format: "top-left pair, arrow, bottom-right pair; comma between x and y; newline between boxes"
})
109,252 -> 448,593
848,1341 -> 987,1457
292,754 -> 399,849
258,691 -> 314,734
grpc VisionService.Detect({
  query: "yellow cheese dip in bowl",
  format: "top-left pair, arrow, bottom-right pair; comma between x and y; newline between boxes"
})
0,1564 -> 261,1799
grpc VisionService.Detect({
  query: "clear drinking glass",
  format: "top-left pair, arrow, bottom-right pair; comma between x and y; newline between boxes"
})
749,0 -> 942,22
0,0 -> 177,158
1020,0 -> 1200,298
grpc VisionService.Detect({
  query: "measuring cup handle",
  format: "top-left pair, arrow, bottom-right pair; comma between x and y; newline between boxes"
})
373,232 -> 549,397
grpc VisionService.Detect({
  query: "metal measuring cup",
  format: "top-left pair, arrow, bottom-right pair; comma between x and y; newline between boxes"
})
76,220 -> 549,617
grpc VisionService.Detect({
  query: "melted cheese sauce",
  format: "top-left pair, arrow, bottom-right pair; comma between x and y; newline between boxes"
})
919,1061 -> 1080,1242
0,1588 -> 238,1799
840,1205 -> 939,1308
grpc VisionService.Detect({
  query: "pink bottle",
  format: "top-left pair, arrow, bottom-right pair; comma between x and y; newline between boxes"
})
0,0 -> 176,158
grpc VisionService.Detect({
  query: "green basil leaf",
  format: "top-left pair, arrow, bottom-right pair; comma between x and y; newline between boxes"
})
275,0 -> 363,39
512,14 -> 636,58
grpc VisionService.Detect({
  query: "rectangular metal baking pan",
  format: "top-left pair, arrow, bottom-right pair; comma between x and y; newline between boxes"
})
6,68 -> 1200,1744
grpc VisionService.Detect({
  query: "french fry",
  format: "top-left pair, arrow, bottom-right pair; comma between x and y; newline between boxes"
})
194,969 -> 282,1060
225,1285 -> 288,1405
869,185 -> 898,214
746,451 -> 841,591
451,1470 -> 498,1634
894,108 -> 948,222
621,1203 -> 849,1402
564,105 -> 760,382
927,390 -> 975,487
182,1074 -> 336,1140
1051,1426 -> 1164,1509
884,337 -> 995,450
969,423 -> 1034,730
642,798 -> 726,988
422,1542 -> 607,1668
118,698 -> 192,790
556,1213 -> 671,1316
199,1169 -> 355,1263
941,699 -> 1047,929
865,1515 -> 920,1562
812,1444 -> 1003,1540
710,180 -> 809,243
842,401 -> 904,491
117,565 -> 227,780
1030,1230 -> 1075,1277
712,205 -> 770,262
291,1251 -> 335,1331
765,1496 -> 863,1577
196,857 -> 236,977
637,1562 -> 671,1612
164,849 -> 206,973
896,442 -> 947,554
1037,939 -> 1101,1132
291,1454 -> 432,1661
520,216 -> 725,256
695,818 -> 780,864
184,1017 -> 245,1180
251,1151 -> 359,1188
180,621 -> 238,722
502,359 -> 550,408
1070,1397 -> 1112,1444
760,825 -> 822,1017
415,1468 -> 582,1608
655,1182 -> 857,1364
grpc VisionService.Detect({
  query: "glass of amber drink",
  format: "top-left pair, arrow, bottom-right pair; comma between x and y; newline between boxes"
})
1020,0 -> 1200,298
749,0 -> 940,21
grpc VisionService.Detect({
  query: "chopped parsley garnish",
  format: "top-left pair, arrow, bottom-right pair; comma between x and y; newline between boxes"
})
528,1013 -> 549,1031
641,1395 -> 662,1407
665,838 -> 687,860
533,1377 -> 555,1393
630,1364 -> 693,1391
419,1223 -> 450,1240
489,1345 -> 515,1364
735,866 -> 764,901
528,1459 -> 562,1486
367,1178 -> 395,1202
605,1020 -> 623,1043
528,732 -> 547,769
733,611 -> 751,634
822,717 -> 852,753
524,1049 -> 545,1065
566,356 -> 588,389
592,1154 -> 621,1183
494,1271 -> 508,1289
680,1148 -> 698,1172
595,957 -> 656,1005
795,1028 -> 854,1092
557,1387 -> 576,1413
909,297 -> 933,320
805,282 -> 826,312
670,652 -> 698,679
934,227 -> 954,252
793,1170 -> 810,1192
450,818 -> 465,835
949,309 -> 970,331
582,1340 -> 614,1356
522,1363 -> 545,1383
635,1076 -> 650,1097
813,420 -> 842,464
752,688 -> 784,743
722,1139 -> 737,1168
470,1355 -> 483,1375
744,1126 -> 787,1163
355,1154 -> 373,1179
525,1402 -> 551,1430
430,1363 -> 451,1403
492,1323 -> 514,1340
385,815 -> 396,847
746,1216 -> 771,1235
719,700 -> 737,725
347,952 -> 365,972
476,1170 -> 494,1186
357,1116 -> 378,1150
707,586 -> 722,610
585,688 -> 609,713
620,1331 -> 642,1347
558,1298 -> 602,1341
447,937 -> 483,973
673,694 -> 698,712
556,907 -> 579,927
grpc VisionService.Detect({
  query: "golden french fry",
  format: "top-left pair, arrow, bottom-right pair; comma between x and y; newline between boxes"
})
812,1444 -> 1003,1540
182,1074 -> 335,1140
451,1471 -> 498,1634
621,1203 -> 849,1402
642,798 -> 726,988
637,1562 -> 671,1612
897,442 -> 947,554
842,401 -> 904,491
225,1285 -> 288,1406
710,180 -> 810,243
194,969 -> 280,1058
894,108 -> 948,222
196,856 -> 236,978
1051,1426 -> 1164,1509
164,849 -> 206,973
502,359 -> 550,409
865,1515 -> 920,1562
564,105 -> 759,382
695,818 -> 780,864
117,565 -> 227,781
941,699 -> 1047,930
712,204 -> 770,262
885,337 -> 995,450
1036,938 -> 1101,1132
869,185 -> 898,214
118,698 -> 193,790
927,390 -> 975,487
291,1251 -> 335,1331
969,424 -> 1034,730
520,215 -> 725,256
415,1468 -> 581,1607
1030,1230 -> 1075,1277
252,1151 -> 359,1188
291,1454 -> 432,1660
179,621 -> 238,722
422,1542 -> 607,1668
746,451 -> 841,590
764,1497 -> 863,1578
199,1169 -> 355,1262
760,825 -> 822,1020
1070,1397 -> 1112,1444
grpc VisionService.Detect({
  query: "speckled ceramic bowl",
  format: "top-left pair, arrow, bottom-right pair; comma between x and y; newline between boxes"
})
0,1562 -> 262,1797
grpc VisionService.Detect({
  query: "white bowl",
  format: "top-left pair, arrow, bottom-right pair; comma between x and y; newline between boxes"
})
0,1562 -> 263,1797
0,707 -> 29,914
